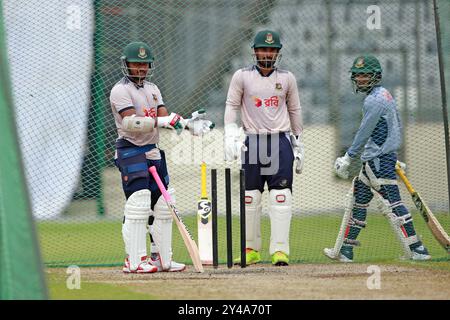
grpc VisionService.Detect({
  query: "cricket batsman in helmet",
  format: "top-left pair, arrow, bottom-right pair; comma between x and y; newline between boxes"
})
324,55 -> 430,262
110,41 -> 214,273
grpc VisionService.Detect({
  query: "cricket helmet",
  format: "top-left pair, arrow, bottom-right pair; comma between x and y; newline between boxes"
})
252,30 -> 283,69
121,41 -> 155,82
350,55 -> 382,93
252,30 -> 283,49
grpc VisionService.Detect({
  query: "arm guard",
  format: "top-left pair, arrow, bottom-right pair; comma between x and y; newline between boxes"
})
122,115 -> 156,133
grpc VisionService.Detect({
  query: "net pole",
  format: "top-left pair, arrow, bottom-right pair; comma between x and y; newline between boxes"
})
91,0 -> 106,216
433,0 -> 450,213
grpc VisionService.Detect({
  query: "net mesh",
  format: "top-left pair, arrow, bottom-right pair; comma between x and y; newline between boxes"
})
3,0 -> 449,267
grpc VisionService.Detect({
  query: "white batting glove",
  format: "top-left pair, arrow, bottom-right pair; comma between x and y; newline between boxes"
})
157,112 -> 185,135
183,109 -> 215,136
290,134 -> 305,174
224,123 -> 246,162
334,153 -> 352,179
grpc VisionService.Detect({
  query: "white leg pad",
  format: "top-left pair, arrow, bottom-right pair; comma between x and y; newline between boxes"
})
375,193 -> 417,259
152,187 -> 175,271
122,189 -> 152,271
245,190 -> 262,251
268,188 -> 292,255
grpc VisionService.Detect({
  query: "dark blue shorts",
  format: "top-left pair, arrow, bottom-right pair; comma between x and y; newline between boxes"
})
241,133 -> 294,193
114,139 -> 169,209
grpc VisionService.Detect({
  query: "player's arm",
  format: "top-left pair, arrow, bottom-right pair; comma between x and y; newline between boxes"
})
112,87 -> 180,133
346,97 -> 385,158
224,69 -> 243,126
287,72 -> 305,174
157,105 -> 169,116
286,72 -> 303,137
334,97 -> 385,179
224,70 -> 245,161
110,86 -> 155,133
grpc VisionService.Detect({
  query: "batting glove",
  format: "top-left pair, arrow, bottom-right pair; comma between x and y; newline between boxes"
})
224,123 -> 247,162
184,109 -> 215,136
290,133 -> 305,174
157,112 -> 185,135
334,153 -> 352,179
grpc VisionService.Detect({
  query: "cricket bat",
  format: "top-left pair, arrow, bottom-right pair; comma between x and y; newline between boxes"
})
149,166 -> 204,273
197,162 -> 213,265
396,163 -> 450,253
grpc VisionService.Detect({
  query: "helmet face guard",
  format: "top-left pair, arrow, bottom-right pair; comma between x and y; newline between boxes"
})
121,58 -> 154,85
350,71 -> 381,93
252,50 -> 282,69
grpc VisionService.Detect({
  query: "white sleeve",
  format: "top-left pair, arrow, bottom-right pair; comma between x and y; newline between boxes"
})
287,72 -> 303,136
154,85 -> 165,107
224,70 -> 243,125
110,84 -> 134,113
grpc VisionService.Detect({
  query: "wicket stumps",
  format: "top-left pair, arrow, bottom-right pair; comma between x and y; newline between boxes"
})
239,169 -> 246,268
210,168 -> 246,269
225,168 -> 233,268
211,169 -> 218,269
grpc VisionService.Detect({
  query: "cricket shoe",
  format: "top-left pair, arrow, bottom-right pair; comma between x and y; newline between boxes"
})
323,248 -> 353,263
411,245 -> 431,261
233,248 -> 261,266
149,253 -> 186,272
123,256 -> 158,273
271,251 -> 289,266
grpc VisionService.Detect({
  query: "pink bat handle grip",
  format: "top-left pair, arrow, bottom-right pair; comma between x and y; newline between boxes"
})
149,166 -> 171,202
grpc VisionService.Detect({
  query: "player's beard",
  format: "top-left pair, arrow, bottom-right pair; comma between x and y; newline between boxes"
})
129,69 -> 149,86
258,59 -> 276,69
253,53 -> 281,70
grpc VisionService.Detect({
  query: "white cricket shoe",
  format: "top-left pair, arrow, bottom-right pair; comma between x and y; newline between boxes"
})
323,248 -> 353,263
149,253 -> 186,272
411,245 -> 431,261
123,256 -> 158,274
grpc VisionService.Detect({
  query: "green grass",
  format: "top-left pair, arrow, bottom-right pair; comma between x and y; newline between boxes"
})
38,212 -> 450,268
47,276 -> 156,300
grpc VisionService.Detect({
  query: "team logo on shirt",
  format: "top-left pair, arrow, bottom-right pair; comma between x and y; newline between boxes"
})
265,33 -> 274,44
252,95 -> 279,108
252,96 -> 263,107
138,47 -> 147,59
275,83 -> 282,90
152,94 -> 158,102
382,89 -> 393,101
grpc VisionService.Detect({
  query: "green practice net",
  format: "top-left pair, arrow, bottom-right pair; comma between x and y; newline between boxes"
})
3,0 -> 449,267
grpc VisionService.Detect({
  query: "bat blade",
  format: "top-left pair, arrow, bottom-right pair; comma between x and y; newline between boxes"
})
197,162 -> 213,265
396,164 -> 450,254
412,191 -> 450,253
149,166 -> 204,273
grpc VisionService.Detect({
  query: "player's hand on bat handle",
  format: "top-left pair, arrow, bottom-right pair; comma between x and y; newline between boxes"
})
334,153 -> 352,179
224,123 -> 247,162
